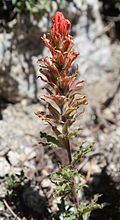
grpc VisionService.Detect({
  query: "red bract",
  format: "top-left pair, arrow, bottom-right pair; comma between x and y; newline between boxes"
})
51,12 -> 71,43
37,11 -> 87,132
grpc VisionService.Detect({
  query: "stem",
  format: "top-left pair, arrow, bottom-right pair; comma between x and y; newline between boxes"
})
66,139 -> 83,220
66,139 -> 72,164
60,95 -> 83,220
66,139 -> 79,207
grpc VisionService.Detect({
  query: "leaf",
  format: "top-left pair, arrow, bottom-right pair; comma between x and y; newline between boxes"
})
68,128 -> 82,138
51,164 -> 84,197
45,94 -> 66,107
64,215 -> 76,220
64,107 -> 76,118
72,144 -> 93,165
12,0 -> 17,5
48,103 -> 60,120
37,75 -> 48,83
25,1 -> 31,10
35,111 -> 54,123
69,79 -> 85,92
45,87 -> 52,95
40,132 -> 63,148
78,194 -> 105,220
48,123 -> 62,137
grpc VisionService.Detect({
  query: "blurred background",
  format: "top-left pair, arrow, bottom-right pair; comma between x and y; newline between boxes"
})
0,0 -> 120,220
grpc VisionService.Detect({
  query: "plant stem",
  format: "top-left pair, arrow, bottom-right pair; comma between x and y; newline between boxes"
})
66,139 -> 83,220
66,139 -> 79,206
66,139 -> 72,164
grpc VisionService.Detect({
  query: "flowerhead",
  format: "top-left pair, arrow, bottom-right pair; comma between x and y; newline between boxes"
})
51,11 -> 71,43
37,12 -> 87,127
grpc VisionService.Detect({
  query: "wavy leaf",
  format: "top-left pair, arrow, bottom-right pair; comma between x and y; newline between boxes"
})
40,132 -> 64,148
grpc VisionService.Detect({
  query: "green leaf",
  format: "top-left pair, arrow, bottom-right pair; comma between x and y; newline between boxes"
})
78,194 -> 105,220
116,3 -> 120,10
25,1 -> 32,10
64,215 -> 76,220
5,171 -> 26,190
68,128 -> 82,138
51,164 -> 85,197
12,0 -> 17,5
72,144 -> 93,165
40,132 -> 63,148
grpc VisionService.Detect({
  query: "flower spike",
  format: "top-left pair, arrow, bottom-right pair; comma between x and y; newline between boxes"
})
37,11 -> 87,134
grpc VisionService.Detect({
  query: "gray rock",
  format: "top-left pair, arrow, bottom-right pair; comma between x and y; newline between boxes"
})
66,0 -> 112,81
0,103 -> 46,176
0,68 -> 19,103
7,147 -> 36,167
7,151 -> 21,166
41,178 -> 52,188
0,157 -> 10,177
0,19 -> 44,102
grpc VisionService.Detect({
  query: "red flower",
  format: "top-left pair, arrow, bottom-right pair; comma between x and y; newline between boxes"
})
37,11 -> 87,128
51,12 -> 71,42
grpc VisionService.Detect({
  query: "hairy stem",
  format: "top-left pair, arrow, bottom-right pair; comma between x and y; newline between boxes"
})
66,139 -> 79,206
66,139 -> 83,220
66,139 -> 72,164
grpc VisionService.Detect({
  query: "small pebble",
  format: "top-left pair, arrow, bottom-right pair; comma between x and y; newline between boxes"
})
41,178 -> 51,188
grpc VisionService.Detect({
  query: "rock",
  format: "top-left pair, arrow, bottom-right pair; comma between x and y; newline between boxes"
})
7,143 -> 36,167
0,157 -> 10,177
0,102 -> 47,177
22,185 -> 47,215
65,0 -> 112,81
41,178 -> 52,188
0,18 -> 44,103
0,201 -> 4,211
42,169 -> 49,176
0,68 -> 19,103
7,151 -> 20,166
0,181 -> 7,198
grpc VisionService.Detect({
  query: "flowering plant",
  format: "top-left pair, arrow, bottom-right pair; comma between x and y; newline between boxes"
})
36,12 -> 104,220
36,11 -> 87,158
